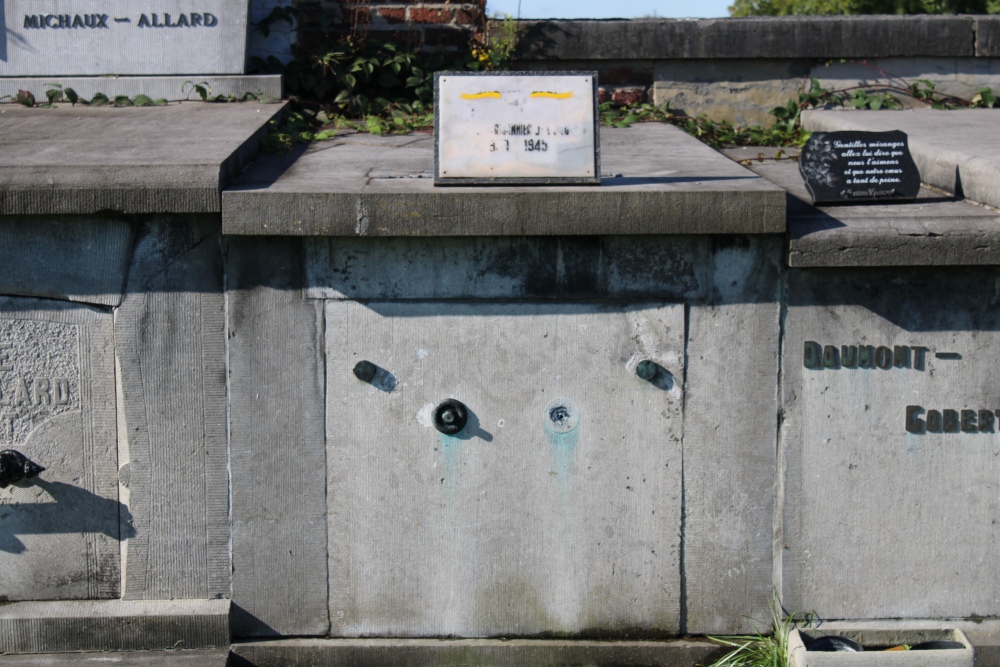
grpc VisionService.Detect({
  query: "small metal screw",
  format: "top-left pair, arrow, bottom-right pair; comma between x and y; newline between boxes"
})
433,399 -> 469,435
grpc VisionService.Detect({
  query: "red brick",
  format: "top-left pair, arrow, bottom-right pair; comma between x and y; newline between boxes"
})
376,7 -> 406,22
408,7 -> 454,23
610,88 -> 646,106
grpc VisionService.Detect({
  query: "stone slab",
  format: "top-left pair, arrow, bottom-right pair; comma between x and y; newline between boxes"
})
0,650 -> 228,666
0,600 -> 229,653
0,1 -> 248,76
231,639 -> 719,667
226,237 -> 329,637
683,237 -> 781,634
116,218 -> 229,600
0,102 -> 286,215
222,124 -> 785,236
782,268 -> 1000,619
0,216 -> 132,307
724,146 -> 1000,267
0,76 -> 282,105
304,236 -> 709,300
0,298 -> 119,601
654,57 -> 1000,128
515,17 -> 974,61
326,301 -> 684,636
976,15 -> 1000,57
802,109 -> 1000,211
653,59 -> 812,127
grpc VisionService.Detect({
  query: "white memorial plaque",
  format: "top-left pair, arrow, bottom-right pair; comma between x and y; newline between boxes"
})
434,71 -> 599,186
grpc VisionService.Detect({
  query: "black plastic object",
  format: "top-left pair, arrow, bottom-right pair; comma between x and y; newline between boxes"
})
0,449 -> 45,488
353,360 -> 377,383
433,399 -> 469,435
911,641 -> 965,651
636,359 -> 658,381
807,636 -> 864,652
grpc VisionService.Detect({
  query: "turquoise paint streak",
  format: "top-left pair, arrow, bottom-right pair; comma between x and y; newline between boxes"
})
439,432 -> 464,494
545,426 -> 579,495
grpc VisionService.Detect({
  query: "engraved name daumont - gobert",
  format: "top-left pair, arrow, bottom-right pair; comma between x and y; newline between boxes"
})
803,340 -> 994,436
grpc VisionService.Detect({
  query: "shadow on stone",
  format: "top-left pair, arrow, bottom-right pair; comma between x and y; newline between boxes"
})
455,407 -> 493,443
0,478 -> 135,554
230,602 -> 281,638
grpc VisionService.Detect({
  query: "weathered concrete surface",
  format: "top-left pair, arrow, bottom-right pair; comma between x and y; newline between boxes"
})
724,146 -> 1000,267
116,218 -> 229,600
683,237 -> 781,634
0,216 -> 133,306
305,236 -> 709,300
656,58 -> 1000,127
231,638 -> 721,667
0,103 -> 286,216
0,1 -> 248,77
976,15 -> 1000,57
227,237 -> 329,637
0,650 -> 228,666
0,600 -> 229,653
0,76 -> 282,106
326,301 -> 684,636
0,298 -> 119,601
223,125 -> 785,236
782,268 -> 1000,619
802,109 -> 1000,211
654,59 -> 810,127
516,17 -> 974,61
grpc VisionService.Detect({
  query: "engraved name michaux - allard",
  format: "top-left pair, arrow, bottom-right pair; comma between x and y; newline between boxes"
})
23,12 -> 219,29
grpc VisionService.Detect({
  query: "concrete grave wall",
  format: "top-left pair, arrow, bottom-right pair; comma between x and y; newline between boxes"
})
782,268 -> 1000,620
6,109 -> 1000,664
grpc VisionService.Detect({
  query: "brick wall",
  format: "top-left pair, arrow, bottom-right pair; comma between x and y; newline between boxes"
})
291,0 -> 485,51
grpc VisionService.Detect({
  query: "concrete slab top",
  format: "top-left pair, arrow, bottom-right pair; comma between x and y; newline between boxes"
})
0,102 -> 286,215
802,109 -> 1000,211
724,146 -> 1000,267
222,123 -> 786,236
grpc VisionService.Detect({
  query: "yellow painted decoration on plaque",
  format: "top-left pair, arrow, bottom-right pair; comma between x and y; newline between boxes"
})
461,91 -> 502,100
530,91 -> 573,99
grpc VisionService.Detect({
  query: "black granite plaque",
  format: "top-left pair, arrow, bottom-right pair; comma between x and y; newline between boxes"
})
800,130 -> 920,204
